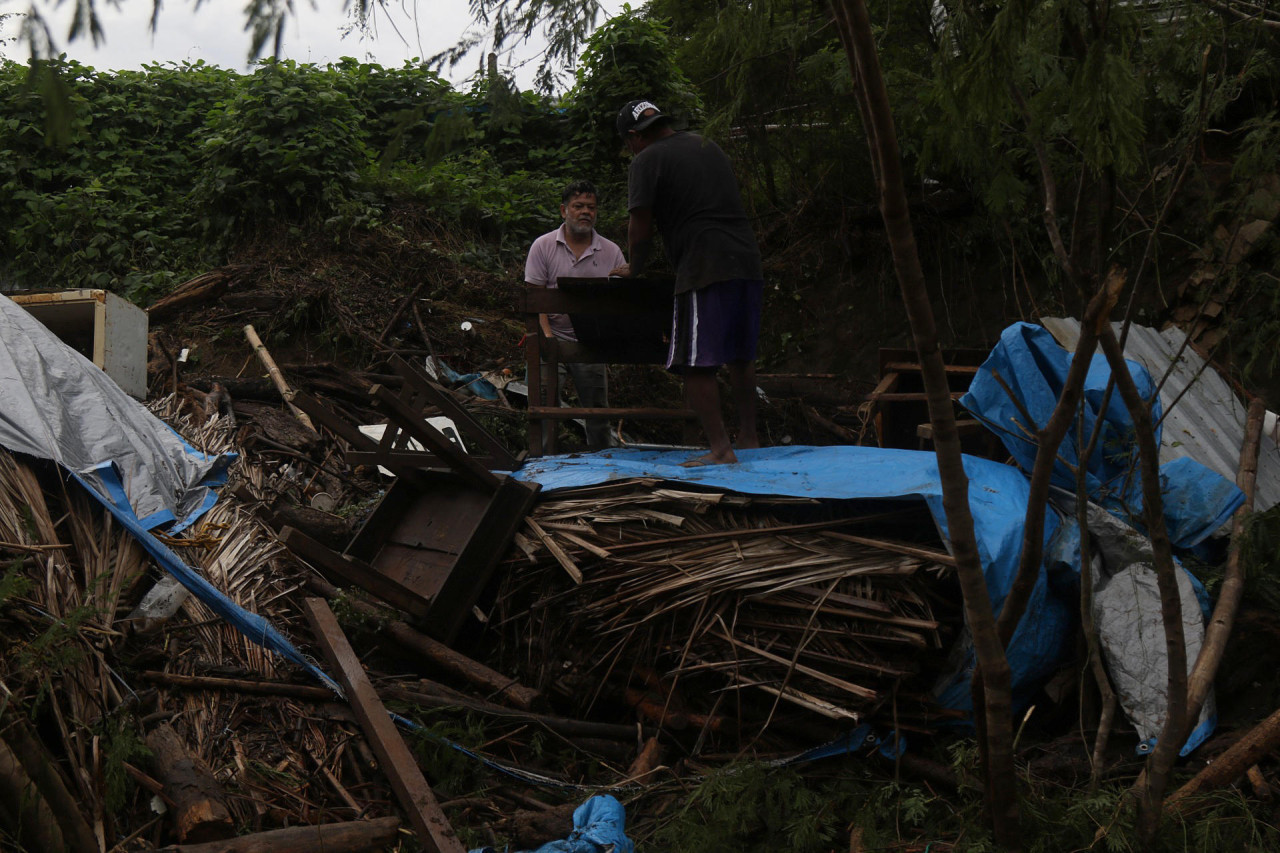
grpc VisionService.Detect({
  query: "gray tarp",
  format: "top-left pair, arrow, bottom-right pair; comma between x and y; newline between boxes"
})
0,294 -> 231,530
1066,498 -> 1216,754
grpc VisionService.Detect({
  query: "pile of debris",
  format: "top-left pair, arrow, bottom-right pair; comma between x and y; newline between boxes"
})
5,281 -> 1279,852
497,484 -> 962,740
0,290 -> 965,852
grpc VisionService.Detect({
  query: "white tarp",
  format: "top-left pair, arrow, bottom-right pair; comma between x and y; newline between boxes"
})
0,293 -> 231,530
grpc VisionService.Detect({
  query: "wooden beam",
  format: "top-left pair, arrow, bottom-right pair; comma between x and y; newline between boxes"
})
301,598 -> 465,853
156,816 -> 401,853
304,576 -> 542,710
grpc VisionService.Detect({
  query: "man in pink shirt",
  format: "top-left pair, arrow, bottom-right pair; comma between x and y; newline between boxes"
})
525,181 -> 626,450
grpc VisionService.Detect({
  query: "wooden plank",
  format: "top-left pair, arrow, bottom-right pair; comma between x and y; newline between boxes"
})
426,476 -> 540,642
301,598 -> 465,853
292,391 -> 380,450
915,419 -> 985,441
370,384 -> 500,489
882,361 -> 981,375
344,450 -> 450,469
856,391 -> 965,403
867,371 -> 901,397
155,816 -> 401,853
389,356 -> 522,470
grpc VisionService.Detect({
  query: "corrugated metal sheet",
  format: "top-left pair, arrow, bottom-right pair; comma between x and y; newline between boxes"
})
1041,318 -> 1280,511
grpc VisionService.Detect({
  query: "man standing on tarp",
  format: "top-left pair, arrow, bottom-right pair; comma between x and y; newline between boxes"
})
610,99 -> 765,466
525,180 -> 626,451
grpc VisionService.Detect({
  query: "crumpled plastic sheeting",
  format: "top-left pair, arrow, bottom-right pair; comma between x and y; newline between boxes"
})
469,795 -> 635,853
0,294 -> 231,530
961,322 -> 1243,548
1077,500 -> 1216,755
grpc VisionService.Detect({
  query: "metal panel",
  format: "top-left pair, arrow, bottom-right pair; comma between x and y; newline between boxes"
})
1041,318 -> 1280,510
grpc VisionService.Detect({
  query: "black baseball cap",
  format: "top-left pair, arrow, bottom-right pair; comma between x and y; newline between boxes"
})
617,99 -> 671,137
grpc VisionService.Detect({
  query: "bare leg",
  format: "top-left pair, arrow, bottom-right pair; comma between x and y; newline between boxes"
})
682,368 -> 736,465
727,360 -> 759,449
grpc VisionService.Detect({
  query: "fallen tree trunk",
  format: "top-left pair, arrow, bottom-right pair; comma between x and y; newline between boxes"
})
145,723 -> 234,844
0,715 -> 97,853
155,815 -> 402,853
1166,704 -> 1280,815
0,736 -> 68,853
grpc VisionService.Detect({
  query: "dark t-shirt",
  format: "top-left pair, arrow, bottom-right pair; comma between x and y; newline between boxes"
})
627,132 -> 763,294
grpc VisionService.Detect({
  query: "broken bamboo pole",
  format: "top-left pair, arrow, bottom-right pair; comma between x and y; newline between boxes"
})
244,324 -> 316,433
302,598 -> 465,853
155,815 -> 402,853
1182,397 -> 1265,735
1166,704 -> 1280,815
145,723 -> 235,844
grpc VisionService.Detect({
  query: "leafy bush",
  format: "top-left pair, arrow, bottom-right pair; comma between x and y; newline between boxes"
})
565,8 -> 704,165
0,59 -> 229,301
192,59 -> 375,236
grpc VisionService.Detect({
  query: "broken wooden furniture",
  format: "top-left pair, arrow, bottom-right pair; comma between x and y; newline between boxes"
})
857,347 -> 992,453
294,355 -> 524,474
520,277 -> 697,455
285,359 -> 539,643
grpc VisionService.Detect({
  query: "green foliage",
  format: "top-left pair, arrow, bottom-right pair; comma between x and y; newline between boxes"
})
404,709 -> 492,795
97,714 -> 150,812
566,8 -> 703,165
636,749 -> 1280,852
400,147 -> 567,259
0,56 -> 589,300
17,603 -> 94,675
193,59 -> 375,236
0,559 -> 33,604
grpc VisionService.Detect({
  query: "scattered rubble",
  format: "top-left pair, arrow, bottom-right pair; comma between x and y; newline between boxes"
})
3,284 -> 1279,851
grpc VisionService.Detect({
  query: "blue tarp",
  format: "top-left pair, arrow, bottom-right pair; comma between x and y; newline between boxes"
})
513,352 -> 1245,727
960,322 -> 1244,547
469,795 -> 634,853
0,293 -> 336,692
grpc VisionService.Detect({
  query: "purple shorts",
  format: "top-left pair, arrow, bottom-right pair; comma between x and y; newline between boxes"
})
666,278 -> 764,370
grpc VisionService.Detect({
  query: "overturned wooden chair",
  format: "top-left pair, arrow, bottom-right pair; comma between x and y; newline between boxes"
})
285,356 -> 538,643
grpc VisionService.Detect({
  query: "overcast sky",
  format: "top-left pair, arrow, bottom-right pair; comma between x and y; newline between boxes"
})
0,0 -> 625,90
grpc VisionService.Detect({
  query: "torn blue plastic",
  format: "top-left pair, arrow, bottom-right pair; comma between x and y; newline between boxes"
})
468,795 -> 635,853
770,724 -> 879,766
71,472 -> 339,693
435,358 -> 500,401
960,322 -> 1243,548
878,732 -> 908,761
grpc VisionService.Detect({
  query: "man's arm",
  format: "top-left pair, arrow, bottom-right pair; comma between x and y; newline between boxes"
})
524,240 -> 555,338
613,207 -> 654,278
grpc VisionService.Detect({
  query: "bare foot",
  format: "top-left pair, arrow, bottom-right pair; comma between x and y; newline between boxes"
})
681,450 -> 737,467
737,437 -> 761,450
